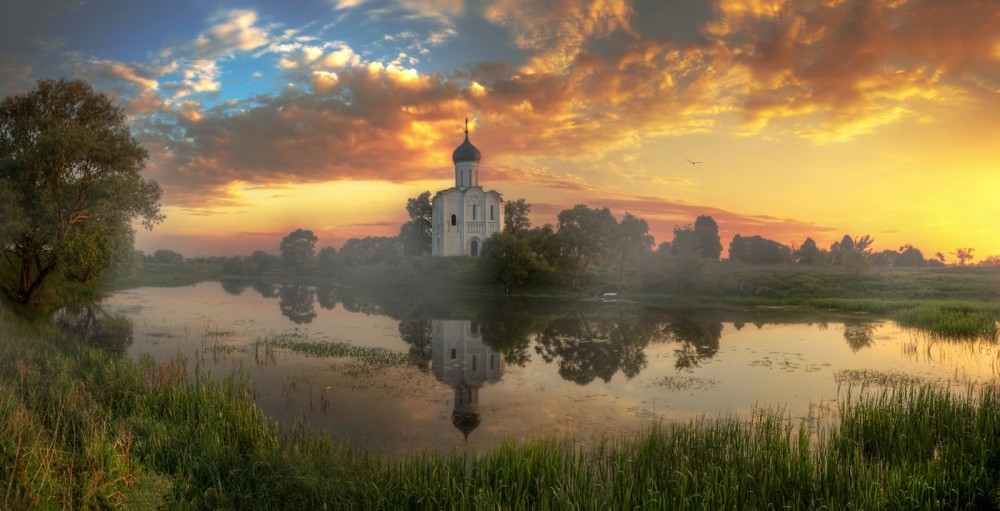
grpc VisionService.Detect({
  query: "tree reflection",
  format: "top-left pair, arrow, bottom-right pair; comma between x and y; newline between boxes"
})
278,284 -> 316,324
220,279 -> 249,296
843,320 -> 877,352
478,305 -> 535,367
338,288 -> 386,316
316,285 -> 337,310
661,313 -> 723,371
251,281 -> 279,298
398,318 -> 433,371
534,309 -> 655,385
54,303 -> 134,355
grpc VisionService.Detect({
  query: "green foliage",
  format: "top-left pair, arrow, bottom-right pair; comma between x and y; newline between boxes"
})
479,232 -> 549,294
503,198 -> 532,234
0,78 -> 163,305
279,229 -> 318,272
151,248 -> 184,264
555,204 -> 617,289
316,246 -> 337,275
338,236 -> 399,267
896,244 -> 926,267
794,237 -> 821,264
694,215 -> 723,260
610,213 -> 654,291
399,191 -> 432,256
250,250 -> 281,275
728,234 -> 791,265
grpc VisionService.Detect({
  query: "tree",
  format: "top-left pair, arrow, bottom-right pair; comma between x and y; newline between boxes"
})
338,236 -> 399,266
841,234 -> 874,276
610,213 -> 654,291
479,232 -> 546,295
152,249 -> 184,264
504,198 -> 532,235
728,235 -> 790,265
250,250 -> 280,275
896,245 -> 926,267
316,246 -> 337,275
399,191 -> 432,256
953,247 -> 974,266
555,204 -> 616,289
669,225 -> 698,256
280,229 -> 318,272
693,215 -> 723,261
0,79 -> 163,304
794,238 -> 821,265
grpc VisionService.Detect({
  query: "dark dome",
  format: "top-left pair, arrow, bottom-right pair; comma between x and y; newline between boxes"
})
452,410 -> 481,440
452,134 -> 481,164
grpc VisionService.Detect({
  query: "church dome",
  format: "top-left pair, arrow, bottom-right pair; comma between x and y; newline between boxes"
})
452,410 -> 481,440
452,133 -> 481,164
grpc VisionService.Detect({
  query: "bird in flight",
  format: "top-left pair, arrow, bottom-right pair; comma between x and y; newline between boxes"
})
685,159 -> 702,164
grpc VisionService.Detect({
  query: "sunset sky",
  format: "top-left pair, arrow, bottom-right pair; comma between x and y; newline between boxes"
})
3,0 -> 998,260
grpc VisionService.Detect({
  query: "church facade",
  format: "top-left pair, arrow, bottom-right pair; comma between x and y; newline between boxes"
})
431,123 -> 504,256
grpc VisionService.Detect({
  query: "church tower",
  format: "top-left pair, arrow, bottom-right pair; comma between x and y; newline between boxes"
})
431,120 -> 504,256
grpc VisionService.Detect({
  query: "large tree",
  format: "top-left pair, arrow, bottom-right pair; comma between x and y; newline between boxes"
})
479,231 -> 546,295
503,198 -> 532,235
0,79 -> 162,304
693,215 -> 723,261
794,237 -> 821,264
610,213 -> 654,291
399,191 -> 432,256
280,229 -> 318,272
555,204 -> 616,289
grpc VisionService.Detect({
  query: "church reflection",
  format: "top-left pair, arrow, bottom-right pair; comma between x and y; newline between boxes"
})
431,319 -> 504,440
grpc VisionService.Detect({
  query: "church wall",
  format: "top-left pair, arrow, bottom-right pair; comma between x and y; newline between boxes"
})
433,187 -> 504,256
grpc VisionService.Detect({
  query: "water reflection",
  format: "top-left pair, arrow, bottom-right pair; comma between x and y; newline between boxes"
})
316,285 -> 337,311
278,284 -> 316,324
843,320 -> 878,352
220,279 -> 249,296
535,309 -> 656,384
98,282 -> 1000,457
661,312 -> 723,370
399,319 -> 433,371
54,302 -> 134,355
432,320 -> 504,440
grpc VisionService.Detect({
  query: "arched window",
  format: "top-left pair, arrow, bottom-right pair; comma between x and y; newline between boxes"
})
450,214 -> 456,226
490,205 -> 494,220
472,204 -> 477,220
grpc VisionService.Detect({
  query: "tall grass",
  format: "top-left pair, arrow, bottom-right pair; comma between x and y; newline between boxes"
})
3,301 -> 1000,509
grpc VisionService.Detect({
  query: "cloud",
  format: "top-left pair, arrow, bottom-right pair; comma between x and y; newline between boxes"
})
485,0 -> 633,74
718,0 -> 1000,138
161,9 -> 271,62
74,0 -> 995,214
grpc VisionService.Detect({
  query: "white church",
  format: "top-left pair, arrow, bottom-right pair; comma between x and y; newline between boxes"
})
431,121 -> 504,256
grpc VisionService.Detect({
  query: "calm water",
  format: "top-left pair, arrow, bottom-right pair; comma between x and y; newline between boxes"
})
87,281 -> 999,458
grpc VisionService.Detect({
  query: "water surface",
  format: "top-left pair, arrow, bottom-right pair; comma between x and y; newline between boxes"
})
92,281 -> 999,458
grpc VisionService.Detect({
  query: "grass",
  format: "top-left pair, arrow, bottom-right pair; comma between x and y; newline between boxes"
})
4,298 -> 1000,509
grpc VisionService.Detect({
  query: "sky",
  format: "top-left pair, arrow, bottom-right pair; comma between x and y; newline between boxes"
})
2,0 -> 998,260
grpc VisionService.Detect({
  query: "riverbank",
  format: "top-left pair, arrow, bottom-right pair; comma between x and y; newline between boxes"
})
2,301 -> 999,509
